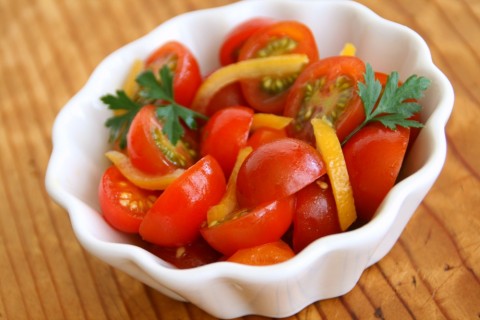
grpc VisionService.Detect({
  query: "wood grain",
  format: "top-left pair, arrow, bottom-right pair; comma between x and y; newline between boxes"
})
1,0 -> 479,319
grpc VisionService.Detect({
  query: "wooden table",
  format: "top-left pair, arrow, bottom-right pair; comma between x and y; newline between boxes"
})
1,0 -> 479,319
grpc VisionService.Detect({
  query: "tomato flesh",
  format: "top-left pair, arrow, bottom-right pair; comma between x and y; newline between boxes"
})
98,166 -> 158,233
343,123 -> 410,222
219,17 -> 275,66
293,178 -> 341,252
139,155 -> 226,247
238,21 -> 319,114
226,240 -> 295,265
285,56 -> 365,145
236,138 -> 325,208
147,238 -> 221,269
201,195 -> 295,256
146,41 -> 202,107
200,106 -> 254,177
127,105 -> 197,175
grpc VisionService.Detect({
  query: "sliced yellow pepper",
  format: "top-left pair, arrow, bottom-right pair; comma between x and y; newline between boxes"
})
340,42 -> 356,57
207,146 -> 253,227
191,54 -> 309,114
311,118 -> 356,231
123,59 -> 144,99
251,113 -> 293,131
105,150 -> 184,190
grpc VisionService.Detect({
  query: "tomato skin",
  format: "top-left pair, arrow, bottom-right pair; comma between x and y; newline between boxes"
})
238,21 -> 319,114
292,178 -> 341,252
98,166 -> 158,233
226,240 -> 295,265
147,238 -> 221,269
284,56 -> 366,145
343,123 -> 410,222
246,127 -> 287,150
145,41 -> 202,107
203,82 -> 248,117
219,17 -> 275,66
201,196 -> 295,256
200,106 -> 254,177
236,138 -> 326,208
127,105 -> 197,175
139,155 -> 226,247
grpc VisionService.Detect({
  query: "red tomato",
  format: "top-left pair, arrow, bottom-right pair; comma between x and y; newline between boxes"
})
139,155 -> 226,247
98,166 -> 158,233
200,196 -> 295,256
226,240 -> 295,265
147,238 -> 221,269
145,41 -> 202,107
343,122 -> 410,222
236,138 -> 326,208
127,105 -> 198,175
203,82 -> 248,116
284,56 -> 366,145
200,106 -> 254,177
219,17 -> 275,66
292,178 -> 341,252
238,21 -> 319,114
246,127 -> 287,150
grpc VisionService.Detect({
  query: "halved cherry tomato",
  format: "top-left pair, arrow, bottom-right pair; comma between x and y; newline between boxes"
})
343,122 -> 410,222
147,238 -> 221,269
201,196 -> 295,256
226,240 -> 295,265
145,41 -> 202,107
139,155 -> 226,247
200,106 -> 254,177
246,127 -> 287,150
284,56 -> 366,145
127,105 -> 198,175
238,21 -> 319,114
203,82 -> 248,116
293,178 -> 341,253
219,17 -> 275,66
98,166 -> 158,233
236,138 -> 326,208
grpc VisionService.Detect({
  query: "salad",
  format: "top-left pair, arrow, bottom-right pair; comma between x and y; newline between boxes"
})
98,18 -> 430,268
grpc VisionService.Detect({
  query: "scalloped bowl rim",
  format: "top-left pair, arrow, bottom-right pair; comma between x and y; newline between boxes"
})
45,0 -> 454,318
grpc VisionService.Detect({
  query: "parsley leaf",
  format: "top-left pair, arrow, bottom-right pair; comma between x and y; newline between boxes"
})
101,90 -> 141,149
101,65 -> 207,149
342,63 -> 430,145
136,67 -> 207,145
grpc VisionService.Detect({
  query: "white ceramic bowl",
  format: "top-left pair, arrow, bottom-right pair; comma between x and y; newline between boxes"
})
45,0 -> 454,318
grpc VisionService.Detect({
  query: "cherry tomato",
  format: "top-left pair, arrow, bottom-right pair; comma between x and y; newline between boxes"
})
284,56 -> 366,145
98,166 -> 158,233
201,195 -> 295,256
238,21 -> 319,114
292,178 -> 341,252
203,82 -> 248,116
226,240 -> 295,265
200,106 -> 254,177
219,17 -> 275,66
147,238 -> 221,269
127,105 -> 198,175
145,41 -> 202,107
139,155 -> 226,247
236,138 -> 325,208
343,122 -> 410,222
246,127 -> 287,150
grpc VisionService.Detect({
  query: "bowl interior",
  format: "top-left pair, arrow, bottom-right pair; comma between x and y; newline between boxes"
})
46,0 -> 452,285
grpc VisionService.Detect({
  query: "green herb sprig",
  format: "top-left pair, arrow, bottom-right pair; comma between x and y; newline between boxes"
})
341,63 -> 431,146
101,65 -> 207,149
